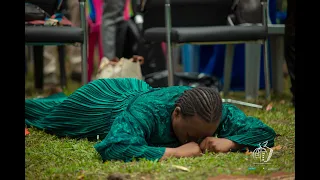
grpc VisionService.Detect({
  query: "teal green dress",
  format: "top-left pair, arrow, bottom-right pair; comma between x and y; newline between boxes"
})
25,78 -> 276,162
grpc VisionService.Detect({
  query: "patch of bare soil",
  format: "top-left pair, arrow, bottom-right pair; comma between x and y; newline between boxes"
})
208,172 -> 295,180
107,173 -> 131,180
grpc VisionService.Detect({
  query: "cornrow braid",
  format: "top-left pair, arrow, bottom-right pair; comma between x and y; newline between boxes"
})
175,87 -> 222,123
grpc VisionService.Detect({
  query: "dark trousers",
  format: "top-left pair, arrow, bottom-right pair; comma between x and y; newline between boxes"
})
284,34 -> 295,101
284,0 -> 295,105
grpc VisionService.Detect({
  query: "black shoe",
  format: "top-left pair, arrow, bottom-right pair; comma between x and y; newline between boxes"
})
71,72 -> 81,82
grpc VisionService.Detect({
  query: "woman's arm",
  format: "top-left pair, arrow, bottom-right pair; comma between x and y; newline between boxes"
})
94,110 -> 166,162
94,108 -> 202,162
95,102 -> 202,161
200,104 -> 276,153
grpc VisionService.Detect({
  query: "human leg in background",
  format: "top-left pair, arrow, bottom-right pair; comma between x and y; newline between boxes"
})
97,0 -> 104,64
98,31 -> 104,63
102,0 -> 126,60
43,46 -> 59,85
68,0 -> 83,82
284,0 -> 295,106
88,31 -> 100,82
87,0 -> 104,82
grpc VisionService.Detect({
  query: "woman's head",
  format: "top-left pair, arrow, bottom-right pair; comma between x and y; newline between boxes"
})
172,87 -> 222,144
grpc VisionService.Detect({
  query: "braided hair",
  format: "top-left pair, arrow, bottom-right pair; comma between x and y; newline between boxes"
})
175,87 -> 222,123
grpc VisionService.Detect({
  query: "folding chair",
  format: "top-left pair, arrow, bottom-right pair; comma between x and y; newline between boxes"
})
25,0 -> 88,89
141,0 -> 271,100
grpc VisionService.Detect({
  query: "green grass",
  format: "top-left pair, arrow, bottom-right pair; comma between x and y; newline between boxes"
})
25,64 -> 295,180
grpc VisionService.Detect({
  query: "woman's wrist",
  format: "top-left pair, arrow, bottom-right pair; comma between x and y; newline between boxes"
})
230,141 -> 244,151
160,148 -> 178,161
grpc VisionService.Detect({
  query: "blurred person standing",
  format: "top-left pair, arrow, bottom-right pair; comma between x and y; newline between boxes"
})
101,0 -> 127,60
284,0 -> 295,106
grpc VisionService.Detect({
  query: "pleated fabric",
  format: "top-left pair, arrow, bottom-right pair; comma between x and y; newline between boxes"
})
25,78 -> 152,139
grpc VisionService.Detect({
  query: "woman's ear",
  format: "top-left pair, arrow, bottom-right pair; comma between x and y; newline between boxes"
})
173,107 -> 181,118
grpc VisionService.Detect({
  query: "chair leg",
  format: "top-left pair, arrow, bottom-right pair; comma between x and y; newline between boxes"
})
27,46 -> 34,62
270,36 -> 284,95
58,46 -> 67,89
79,0 -> 88,85
33,46 -> 44,90
166,42 -> 174,86
165,1 -> 174,86
245,43 -> 261,100
81,43 -> 88,85
223,44 -> 235,96
264,39 -> 271,100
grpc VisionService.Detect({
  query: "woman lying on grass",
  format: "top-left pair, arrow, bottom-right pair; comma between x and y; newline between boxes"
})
25,78 -> 276,162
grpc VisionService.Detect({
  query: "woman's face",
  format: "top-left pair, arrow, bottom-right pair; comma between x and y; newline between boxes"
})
171,107 -> 219,144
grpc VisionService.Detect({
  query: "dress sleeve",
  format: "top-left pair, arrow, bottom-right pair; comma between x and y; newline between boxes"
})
94,106 -> 166,162
216,104 -> 276,149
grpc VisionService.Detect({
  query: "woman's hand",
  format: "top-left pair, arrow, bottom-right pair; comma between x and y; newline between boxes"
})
200,137 -> 241,153
160,142 -> 202,161
175,142 -> 203,157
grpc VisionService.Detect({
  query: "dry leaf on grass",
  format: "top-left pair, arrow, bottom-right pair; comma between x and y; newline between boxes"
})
280,100 -> 286,104
245,147 -> 252,155
271,145 -> 282,151
266,103 -> 273,111
171,165 -> 190,172
25,128 -> 30,136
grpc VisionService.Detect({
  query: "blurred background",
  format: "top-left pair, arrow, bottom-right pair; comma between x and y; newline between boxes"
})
25,0 -> 293,103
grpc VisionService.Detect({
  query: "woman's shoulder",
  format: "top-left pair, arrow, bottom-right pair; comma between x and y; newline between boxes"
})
220,103 -> 246,121
153,86 -> 192,100
133,86 -> 190,104
128,86 -> 191,114
159,85 -> 192,93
